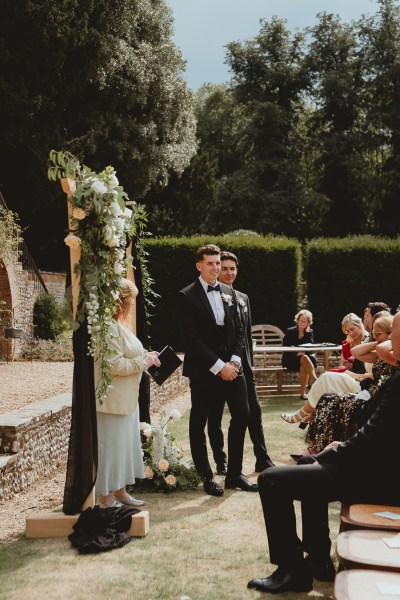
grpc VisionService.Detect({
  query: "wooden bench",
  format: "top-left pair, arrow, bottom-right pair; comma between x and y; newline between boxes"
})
336,529 -> 400,572
335,569 -> 400,600
251,324 -> 300,395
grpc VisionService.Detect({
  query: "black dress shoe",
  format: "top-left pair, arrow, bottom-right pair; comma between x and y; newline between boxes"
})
255,459 -> 275,472
216,462 -> 227,475
305,555 -> 336,582
225,474 -> 258,491
203,478 -> 224,496
248,566 -> 313,594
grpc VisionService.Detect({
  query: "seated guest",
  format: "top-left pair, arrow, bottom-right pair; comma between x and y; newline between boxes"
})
282,310 -> 318,400
304,313 -> 398,455
363,301 -> 391,336
247,311 -> 400,595
281,313 -> 368,426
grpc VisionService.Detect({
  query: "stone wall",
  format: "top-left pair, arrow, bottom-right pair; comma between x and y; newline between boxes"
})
39,271 -> 67,306
0,365 -> 189,502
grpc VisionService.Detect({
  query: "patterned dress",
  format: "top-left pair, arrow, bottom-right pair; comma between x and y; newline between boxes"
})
306,358 -> 398,453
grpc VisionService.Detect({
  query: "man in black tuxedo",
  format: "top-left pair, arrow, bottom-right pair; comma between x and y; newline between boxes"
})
207,251 -> 274,474
248,311 -> 400,594
178,244 -> 256,496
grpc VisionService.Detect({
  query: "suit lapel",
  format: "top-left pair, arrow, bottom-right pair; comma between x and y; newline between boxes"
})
193,279 -> 218,325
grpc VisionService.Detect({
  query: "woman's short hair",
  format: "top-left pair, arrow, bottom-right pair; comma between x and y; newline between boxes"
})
116,278 -> 138,315
294,309 -> 313,325
341,313 -> 365,336
372,313 -> 393,335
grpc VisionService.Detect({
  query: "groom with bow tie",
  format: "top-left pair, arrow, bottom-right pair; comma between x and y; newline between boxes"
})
178,244 -> 256,496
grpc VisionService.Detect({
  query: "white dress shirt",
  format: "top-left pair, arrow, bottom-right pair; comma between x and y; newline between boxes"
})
198,276 -> 241,375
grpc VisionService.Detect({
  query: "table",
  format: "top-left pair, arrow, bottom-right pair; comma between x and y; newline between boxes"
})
254,345 -> 342,370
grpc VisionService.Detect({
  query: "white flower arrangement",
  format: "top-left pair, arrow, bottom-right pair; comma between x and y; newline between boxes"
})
237,296 -> 246,307
221,293 -> 232,303
48,150 -> 158,404
136,410 -> 201,492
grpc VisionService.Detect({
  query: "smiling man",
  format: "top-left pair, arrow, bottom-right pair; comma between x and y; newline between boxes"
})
207,250 -> 274,475
178,244 -> 256,496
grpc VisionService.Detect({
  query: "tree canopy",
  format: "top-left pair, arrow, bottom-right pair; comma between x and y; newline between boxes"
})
0,0 -> 196,269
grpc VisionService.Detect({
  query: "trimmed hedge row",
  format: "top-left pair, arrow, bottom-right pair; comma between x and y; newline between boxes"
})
306,236 -> 400,343
144,235 -> 301,351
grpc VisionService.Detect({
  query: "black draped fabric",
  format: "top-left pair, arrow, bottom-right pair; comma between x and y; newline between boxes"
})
132,236 -> 151,424
68,505 -> 140,554
63,320 -> 98,515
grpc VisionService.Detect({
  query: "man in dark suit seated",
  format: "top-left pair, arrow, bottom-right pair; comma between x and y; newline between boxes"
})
178,244 -> 256,496
207,250 -> 274,474
248,310 -> 400,594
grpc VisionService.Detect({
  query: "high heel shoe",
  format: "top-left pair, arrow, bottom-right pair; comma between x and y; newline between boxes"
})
281,407 -> 313,429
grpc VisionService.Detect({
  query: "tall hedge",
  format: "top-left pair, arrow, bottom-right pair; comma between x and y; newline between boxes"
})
144,235 -> 301,351
306,236 -> 400,343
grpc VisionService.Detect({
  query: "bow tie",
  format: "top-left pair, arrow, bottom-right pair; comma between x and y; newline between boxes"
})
207,284 -> 220,293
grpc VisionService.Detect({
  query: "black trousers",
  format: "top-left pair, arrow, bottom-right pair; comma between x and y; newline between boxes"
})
189,371 -> 249,479
207,363 -> 269,466
258,463 -> 336,569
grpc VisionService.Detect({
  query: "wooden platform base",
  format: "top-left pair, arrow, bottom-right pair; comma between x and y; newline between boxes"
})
25,510 -> 149,538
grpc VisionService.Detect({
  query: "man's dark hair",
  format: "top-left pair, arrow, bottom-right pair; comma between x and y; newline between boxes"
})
367,301 -> 391,316
196,244 -> 221,262
220,251 -> 238,266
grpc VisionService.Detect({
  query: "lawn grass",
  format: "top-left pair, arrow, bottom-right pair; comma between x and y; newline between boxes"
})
0,395 -> 339,600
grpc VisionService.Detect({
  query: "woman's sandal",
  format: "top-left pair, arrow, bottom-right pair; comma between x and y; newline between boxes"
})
281,407 -> 313,429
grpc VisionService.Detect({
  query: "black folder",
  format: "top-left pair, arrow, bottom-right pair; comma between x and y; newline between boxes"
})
147,345 -> 183,385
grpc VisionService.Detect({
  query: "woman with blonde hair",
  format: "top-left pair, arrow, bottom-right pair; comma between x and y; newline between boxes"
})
281,309 -> 318,399
301,313 -> 398,455
95,278 -> 160,508
282,312 -> 368,426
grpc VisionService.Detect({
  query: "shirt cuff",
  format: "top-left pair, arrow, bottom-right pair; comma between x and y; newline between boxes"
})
230,355 -> 241,366
210,359 -> 225,375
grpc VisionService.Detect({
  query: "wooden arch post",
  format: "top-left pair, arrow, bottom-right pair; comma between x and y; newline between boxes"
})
25,179 -> 148,538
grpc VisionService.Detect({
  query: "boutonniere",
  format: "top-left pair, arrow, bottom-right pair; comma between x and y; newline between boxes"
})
221,293 -> 232,303
237,296 -> 246,307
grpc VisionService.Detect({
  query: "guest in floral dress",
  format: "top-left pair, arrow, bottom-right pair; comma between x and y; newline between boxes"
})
304,313 -> 398,454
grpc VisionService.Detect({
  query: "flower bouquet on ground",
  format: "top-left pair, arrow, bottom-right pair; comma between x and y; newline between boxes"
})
133,409 -> 202,493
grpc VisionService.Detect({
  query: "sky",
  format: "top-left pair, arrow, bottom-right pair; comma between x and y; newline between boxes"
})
166,0 -> 380,89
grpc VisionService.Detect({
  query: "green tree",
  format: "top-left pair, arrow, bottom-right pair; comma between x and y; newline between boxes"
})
304,12 -> 369,235
359,0 -> 400,234
0,0 -> 196,269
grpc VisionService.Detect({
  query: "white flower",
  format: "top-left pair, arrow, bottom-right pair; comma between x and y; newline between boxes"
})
221,293 -> 232,303
170,409 -> 182,421
165,474 -> 176,486
144,466 -> 154,479
106,235 -> 120,248
64,234 -> 81,249
159,459 -> 169,472
91,180 -> 108,195
140,422 -> 151,431
113,262 -> 124,275
109,201 -> 123,217
237,296 -> 246,307
108,173 -> 119,187
72,207 -> 86,220
143,428 -> 152,438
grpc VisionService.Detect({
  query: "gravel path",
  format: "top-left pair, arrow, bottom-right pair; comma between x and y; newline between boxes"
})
0,361 -> 190,546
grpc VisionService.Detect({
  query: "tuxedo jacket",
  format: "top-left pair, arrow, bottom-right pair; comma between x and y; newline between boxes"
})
178,279 -> 244,381
232,289 -> 253,369
316,370 -> 400,503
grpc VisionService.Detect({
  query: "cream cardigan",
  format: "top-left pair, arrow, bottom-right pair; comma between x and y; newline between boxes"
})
95,320 -> 148,415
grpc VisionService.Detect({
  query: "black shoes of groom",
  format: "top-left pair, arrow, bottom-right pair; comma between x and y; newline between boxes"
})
225,474 -> 258,492
248,566 -> 313,594
203,478 -> 224,496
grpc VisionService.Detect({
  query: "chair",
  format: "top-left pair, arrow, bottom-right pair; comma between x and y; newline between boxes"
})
251,324 -> 300,395
336,529 -> 400,572
340,504 -> 400,533
335,569 -> 400,600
